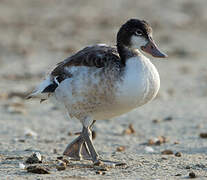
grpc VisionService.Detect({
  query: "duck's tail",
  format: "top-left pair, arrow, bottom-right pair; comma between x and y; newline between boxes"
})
26,76 -> 58,102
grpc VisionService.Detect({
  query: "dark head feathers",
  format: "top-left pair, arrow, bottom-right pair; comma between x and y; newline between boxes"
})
117,19 -> 152,47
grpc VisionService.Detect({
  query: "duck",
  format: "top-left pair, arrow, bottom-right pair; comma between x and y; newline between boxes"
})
28,18 -> 167,165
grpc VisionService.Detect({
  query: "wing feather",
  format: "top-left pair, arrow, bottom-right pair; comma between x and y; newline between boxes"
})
51,45 -> 120,78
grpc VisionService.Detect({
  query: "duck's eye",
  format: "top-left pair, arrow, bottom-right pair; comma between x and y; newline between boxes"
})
135,30 -> 143,36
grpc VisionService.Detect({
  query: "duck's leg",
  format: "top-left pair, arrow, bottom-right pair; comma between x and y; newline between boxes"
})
63,120 -> 96,160
82,126 -> 100,164
63,131 -> 90,160
82,117 -> 126,166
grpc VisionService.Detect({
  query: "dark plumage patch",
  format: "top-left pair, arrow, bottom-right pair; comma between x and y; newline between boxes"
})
117,19 -> 152,47
51,45 -> 121,77
42,83 -> 58,93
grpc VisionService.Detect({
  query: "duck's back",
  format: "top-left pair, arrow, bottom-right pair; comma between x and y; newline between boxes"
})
51,44 -> 121,78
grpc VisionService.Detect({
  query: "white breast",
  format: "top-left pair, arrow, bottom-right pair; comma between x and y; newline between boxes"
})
115,55 -> 160,110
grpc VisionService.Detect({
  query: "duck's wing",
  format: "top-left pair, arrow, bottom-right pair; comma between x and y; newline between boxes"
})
27,45 -> 120,99
51,44 -> 120,78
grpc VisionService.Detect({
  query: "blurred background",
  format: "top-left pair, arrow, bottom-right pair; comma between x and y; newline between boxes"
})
0,0 -> 207,178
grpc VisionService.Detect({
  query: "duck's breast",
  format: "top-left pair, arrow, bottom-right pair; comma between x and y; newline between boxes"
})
115,56 -> 160,110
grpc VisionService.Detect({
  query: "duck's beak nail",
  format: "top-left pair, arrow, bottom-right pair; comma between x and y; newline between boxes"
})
141,40 -> 167,58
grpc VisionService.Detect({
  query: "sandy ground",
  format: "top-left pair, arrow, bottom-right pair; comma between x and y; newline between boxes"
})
1,0 -> 207,179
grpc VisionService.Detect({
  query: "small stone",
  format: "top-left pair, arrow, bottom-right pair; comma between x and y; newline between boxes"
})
27,165 -> 50,174
161,149 -> 173,155
25,152 -> 42,164
19,163 -> 26,170
163,116 -> 173,121
145,146 -> 154,153
174,141 -> 180,144
189,172 -> 196,178
56,160 -> 66,171
57,156 -> 63,160
157,136 -> 168,144
185,165 -> 191,169
116,146 -> 126,152
148,136 -> 169,145
199,133 -> 207,138
175,173 -> 182,176
175,152 -> 182,157
152,119 -> 161,123
18,139 -> 25,143
123,124 -> 135,135
96,171 -> 106,175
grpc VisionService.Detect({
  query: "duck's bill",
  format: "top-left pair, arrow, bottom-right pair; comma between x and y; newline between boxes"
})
141,40 -> 167,58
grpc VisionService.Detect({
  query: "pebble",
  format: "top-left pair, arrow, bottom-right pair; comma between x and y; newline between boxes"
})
199,133 -> 207,138
96,171 -> 106,175
163,116 -> 173,121
25,152 -> 42,164
19,163 -> 26,170
185,165 -> 191,169
174,141 -> 180,144
189,172 -> 196,178
152,116 -> 173,123
56,160 -> 67,171
152,119 -> 161,123
123,124 -> 135,135
145,146 -> 154,153
27,165 -> 50,174
148,136 -> 168,145
57,156 -> 63,160
174,152 -> 182,157
116,146 -> 126,152
161,149 -> 173,155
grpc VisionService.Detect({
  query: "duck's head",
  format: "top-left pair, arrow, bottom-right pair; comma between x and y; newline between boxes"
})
117,19 -> 167,58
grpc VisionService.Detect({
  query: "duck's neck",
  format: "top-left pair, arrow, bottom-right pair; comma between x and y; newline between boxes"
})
117,44 -> 141,65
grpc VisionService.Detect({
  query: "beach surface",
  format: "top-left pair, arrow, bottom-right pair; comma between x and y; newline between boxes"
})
0,0 -> 207,179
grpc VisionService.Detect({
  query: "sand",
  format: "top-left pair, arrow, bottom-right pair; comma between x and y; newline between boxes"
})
0,0 -> 207,179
